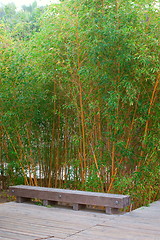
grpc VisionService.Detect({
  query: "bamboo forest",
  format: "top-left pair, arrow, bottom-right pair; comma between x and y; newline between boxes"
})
1,0 -> 159,210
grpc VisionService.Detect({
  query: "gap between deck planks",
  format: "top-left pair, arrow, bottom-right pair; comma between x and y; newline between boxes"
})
0,201 -> 160,240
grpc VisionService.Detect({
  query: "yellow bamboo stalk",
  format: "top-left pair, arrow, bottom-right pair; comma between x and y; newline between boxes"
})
75,15 -> 87,181
139,74 -> 159,162
3,126 -> 29,185
142,76 -> 159,144
25,126 -> 38,186
48,82 -> 56,188
79,83 -> 87,175
107,168 -> 118,193
90,143 -> 104,192
48,122 -> 55,188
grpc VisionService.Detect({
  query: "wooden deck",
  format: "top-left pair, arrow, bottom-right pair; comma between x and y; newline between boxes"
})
0,200 -> 160,240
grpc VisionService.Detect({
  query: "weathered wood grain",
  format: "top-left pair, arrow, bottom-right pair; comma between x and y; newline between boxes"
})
0,201 -> 159,240
9,185 -> 130,212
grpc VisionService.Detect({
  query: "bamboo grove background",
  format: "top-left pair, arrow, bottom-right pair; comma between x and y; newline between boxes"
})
1,0 -> 159,209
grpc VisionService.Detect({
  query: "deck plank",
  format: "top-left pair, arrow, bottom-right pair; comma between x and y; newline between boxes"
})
0,200 -> 160,240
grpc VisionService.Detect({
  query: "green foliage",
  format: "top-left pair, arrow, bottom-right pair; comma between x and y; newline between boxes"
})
5,161 -> 25,186
1,0 -> 159,209
85,165 -> 104,192
113,156 -> 160,209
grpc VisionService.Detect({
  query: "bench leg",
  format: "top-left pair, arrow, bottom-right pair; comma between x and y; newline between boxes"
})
105,207 -> 119,214
43,200 -> 58,206
73,203 -> 85,211
16,196 -> 31,203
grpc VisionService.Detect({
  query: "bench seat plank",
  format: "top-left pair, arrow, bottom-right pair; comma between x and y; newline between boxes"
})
9,185 -> 130,213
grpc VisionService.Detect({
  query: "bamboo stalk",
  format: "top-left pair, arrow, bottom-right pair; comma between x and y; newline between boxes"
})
25,126 -> 38,186
3,126 -> 29,185
54,112 -> 61,188
79,83 -> 86,171
139,74 -> 159,162
48,121 -> 55,188
142,76 -> 159,144
75,15 -> 87,182
48,81 -> 56,187
90,143 -> 104,192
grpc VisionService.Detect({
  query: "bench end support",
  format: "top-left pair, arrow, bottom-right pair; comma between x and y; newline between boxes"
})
73,203 -> 86,211
105,207 -> 119,214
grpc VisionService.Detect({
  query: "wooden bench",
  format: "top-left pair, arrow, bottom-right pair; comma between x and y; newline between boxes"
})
9,185 -> 130,214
